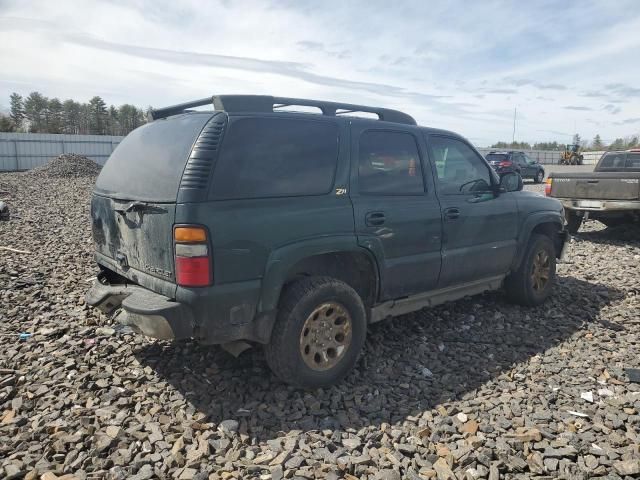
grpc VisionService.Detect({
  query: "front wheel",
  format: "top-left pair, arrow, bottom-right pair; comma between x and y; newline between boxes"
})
265,276 -> 367,388
505,234 -> 557,306
534,170 -> 544,184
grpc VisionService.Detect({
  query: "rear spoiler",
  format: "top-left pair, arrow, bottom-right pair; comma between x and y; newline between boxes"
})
148,95 -> 417,125
148,97 -> 214,121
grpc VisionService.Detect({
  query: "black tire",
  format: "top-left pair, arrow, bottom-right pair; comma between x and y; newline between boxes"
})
265,276 -> 367,388
600,217 -> 627,228
565,211 -> 583,234
505,234 -> 557,306
534,170 -> 544,184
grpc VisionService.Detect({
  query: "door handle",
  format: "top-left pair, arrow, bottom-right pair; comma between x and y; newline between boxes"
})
365,211 -> 386,226
443,207 -> 460,220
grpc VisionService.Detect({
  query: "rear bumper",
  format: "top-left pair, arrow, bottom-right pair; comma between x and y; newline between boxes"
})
558,198 -> 640,212
85,281 -> 194,340
85,277 -> 276,344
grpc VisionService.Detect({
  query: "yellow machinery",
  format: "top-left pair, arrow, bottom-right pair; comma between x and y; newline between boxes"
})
560,144 -> 584,165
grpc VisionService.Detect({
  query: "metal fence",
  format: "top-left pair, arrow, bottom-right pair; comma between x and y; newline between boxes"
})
0,133 -> 124,171
477,148 -> 603,165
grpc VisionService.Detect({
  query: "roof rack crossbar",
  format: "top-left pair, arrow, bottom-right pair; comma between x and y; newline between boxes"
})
149,95 -> 416,125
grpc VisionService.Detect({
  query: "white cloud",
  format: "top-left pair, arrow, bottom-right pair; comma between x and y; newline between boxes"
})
0,0 -> 639,146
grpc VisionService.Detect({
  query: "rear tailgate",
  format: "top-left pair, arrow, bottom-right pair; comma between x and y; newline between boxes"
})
91,195 -> 176,282
549,172 -> 640,200
91,112 -> 217,293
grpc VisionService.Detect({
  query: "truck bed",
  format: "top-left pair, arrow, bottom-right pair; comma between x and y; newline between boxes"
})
548,171 -> 640,200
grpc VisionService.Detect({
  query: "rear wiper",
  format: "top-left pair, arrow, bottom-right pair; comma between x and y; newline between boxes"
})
115,202 -> 166,215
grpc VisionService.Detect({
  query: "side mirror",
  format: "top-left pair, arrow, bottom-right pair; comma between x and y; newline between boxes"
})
499,172 -> 523,192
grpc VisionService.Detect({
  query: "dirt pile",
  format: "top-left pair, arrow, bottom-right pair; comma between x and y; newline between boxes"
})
27,153 -> 102,178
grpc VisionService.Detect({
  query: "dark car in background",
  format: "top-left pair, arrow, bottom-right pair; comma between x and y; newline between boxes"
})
486,151 -> 545,183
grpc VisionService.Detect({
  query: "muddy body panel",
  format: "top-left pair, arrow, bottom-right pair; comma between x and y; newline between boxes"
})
549,172 -> 640,201
91,195 -> 177,285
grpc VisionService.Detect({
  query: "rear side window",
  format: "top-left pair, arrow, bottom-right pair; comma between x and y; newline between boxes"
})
211,118 -> 338,199
358,131 -> 424,195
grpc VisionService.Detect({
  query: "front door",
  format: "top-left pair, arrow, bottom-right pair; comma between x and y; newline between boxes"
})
426,135 -> 518,288
350,126 -> 442,300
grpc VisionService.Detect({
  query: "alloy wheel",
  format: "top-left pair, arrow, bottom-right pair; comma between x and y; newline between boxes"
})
531,249 -> 551,291
299,302 -> 352,371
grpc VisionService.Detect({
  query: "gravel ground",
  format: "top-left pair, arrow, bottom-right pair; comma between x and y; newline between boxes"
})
1,168 -> 640,480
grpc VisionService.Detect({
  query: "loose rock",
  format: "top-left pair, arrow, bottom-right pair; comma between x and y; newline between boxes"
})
1,173 -> 639,478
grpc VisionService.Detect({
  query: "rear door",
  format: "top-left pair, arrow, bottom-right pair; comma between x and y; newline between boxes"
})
350,126 -> 442,300
514,153 -> 528,176
427,135 -> 518,287
92,112 -> 217,289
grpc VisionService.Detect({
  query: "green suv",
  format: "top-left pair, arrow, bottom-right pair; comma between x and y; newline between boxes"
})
86,95 -> 569,387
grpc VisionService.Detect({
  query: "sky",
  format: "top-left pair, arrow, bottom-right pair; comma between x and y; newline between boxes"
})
1,0 -> 639,147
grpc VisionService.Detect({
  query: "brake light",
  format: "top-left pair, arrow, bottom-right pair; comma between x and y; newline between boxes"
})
545,178 -> 553,196
174,226 -> 211,287
499,161 -> 512,167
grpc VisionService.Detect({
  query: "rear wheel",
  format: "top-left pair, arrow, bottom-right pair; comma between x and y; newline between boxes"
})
265,276 -> 366,388
566,211 -> 583,234
505,234 -> 556,306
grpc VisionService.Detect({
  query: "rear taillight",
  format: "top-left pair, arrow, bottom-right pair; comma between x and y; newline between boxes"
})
499,161 -> 512,167
545,178 -> 553,196
174,226 -> 211,287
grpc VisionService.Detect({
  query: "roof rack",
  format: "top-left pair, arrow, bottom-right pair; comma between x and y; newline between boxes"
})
148,95 -> 416,125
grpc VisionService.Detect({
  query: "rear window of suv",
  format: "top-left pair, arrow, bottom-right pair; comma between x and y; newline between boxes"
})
485,153 -> 508,162
211,117 -> 339,199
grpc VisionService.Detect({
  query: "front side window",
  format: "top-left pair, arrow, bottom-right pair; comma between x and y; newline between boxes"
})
211,117 -> 338,199
358,131 -> 424,195
429,136 -> 492,194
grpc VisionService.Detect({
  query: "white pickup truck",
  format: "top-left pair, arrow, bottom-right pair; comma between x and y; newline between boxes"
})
546,149 -> 640,233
